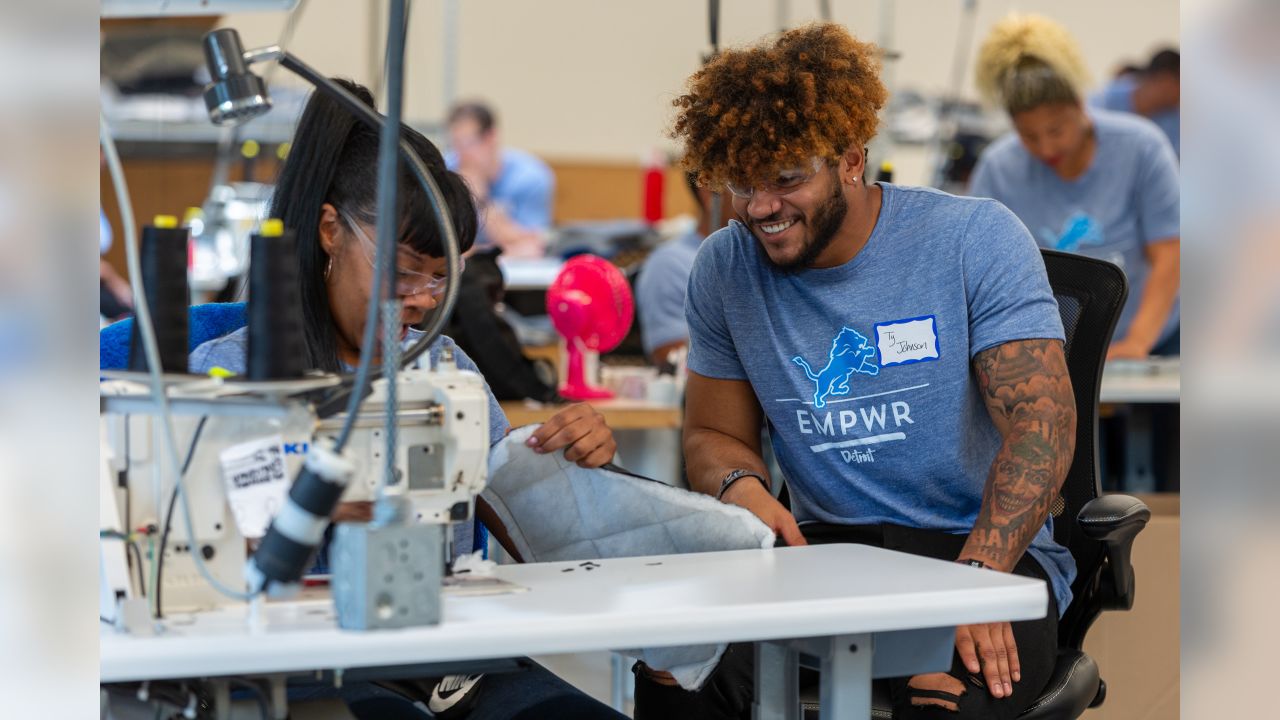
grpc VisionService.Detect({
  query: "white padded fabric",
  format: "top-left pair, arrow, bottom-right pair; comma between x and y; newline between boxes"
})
483,425 -> 776,688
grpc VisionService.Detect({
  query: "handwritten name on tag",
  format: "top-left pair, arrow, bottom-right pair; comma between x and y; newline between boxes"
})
874,316 -> 940,367
219,435 -> 289,539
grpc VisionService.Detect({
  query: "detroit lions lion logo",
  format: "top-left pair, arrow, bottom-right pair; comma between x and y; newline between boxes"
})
1043,211 -> 1104,252
792,327 -> 880,409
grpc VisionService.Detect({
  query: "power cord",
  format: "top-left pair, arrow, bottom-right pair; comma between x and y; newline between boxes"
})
99,529 -> 147,597
155,416 -> 209,619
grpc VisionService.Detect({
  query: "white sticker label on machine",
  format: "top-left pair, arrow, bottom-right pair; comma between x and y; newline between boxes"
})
219,434 -> 289,539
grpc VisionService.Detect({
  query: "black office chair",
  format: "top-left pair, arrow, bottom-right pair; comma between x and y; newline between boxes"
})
791,250 -> 1151,719
1012,249 -> 1150,719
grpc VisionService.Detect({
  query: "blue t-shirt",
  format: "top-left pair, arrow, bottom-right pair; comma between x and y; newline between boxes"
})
969,109 -> 1180,346
635,229 -> 703,358
1090,76 -> 1180,157
686,184 -> 1074,613
189,326 -> 512,556
446,147 -> 554,250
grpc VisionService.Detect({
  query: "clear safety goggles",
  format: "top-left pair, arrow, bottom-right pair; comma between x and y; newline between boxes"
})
724,157 -> 828,199
339,209 -> 459,297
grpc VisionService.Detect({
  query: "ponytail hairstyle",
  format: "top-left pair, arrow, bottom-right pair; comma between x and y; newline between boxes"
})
975,14 -> 1090,116
270,78 -> 478,372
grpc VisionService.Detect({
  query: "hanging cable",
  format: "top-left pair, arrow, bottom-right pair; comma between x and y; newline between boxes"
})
931,0 -> 981,187
154,416 -> 209,618
707,0 -> 721,61
375,0 -> 409,505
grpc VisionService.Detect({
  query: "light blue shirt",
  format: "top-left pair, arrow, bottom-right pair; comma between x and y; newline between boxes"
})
636,229 -> 703,358
189,326 -> 512,556
685,184 -> 1074,614
969,109 -> 1180,345
447,147 -> 554,249
1090,76 -> 1180,157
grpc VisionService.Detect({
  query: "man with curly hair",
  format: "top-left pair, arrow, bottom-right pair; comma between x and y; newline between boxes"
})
635,22 -> 1077,720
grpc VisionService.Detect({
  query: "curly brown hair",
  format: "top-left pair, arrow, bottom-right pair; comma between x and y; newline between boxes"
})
671,22 -> 888,190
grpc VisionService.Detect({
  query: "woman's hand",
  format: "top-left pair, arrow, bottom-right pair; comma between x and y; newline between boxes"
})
331,501 -> 373,524
1106,335 -> 1152,360
525,403 -> 617,468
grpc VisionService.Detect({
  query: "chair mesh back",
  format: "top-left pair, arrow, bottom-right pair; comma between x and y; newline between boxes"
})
1039,250 -> 1127,630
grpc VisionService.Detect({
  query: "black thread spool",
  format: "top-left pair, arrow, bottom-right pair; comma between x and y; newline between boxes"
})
128,218 -> 190,373
247,220 -> 307,380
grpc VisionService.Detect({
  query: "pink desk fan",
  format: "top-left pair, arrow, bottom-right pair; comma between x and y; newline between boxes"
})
546,255 -> 634,401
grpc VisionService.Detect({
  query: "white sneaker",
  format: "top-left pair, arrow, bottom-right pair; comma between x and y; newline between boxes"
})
427,674 -> 485,718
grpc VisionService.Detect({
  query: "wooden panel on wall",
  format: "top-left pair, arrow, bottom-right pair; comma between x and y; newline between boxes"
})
100,157 -> 279,280
547,160 -> 700,224
102,155 -> 702,278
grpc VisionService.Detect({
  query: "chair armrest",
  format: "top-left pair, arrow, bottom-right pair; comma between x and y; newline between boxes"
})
1077,495 -> 1150,610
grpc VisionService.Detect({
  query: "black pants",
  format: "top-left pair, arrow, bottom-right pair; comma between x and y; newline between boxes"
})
633,523 -> 1059,720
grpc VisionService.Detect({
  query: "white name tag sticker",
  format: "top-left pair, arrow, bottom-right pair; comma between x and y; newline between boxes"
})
219,435 -> 289,539
874,316 -> 940,367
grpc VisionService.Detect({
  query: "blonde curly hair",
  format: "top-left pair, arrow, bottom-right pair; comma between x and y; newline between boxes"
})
670,22 -> 888,190
975,14 -> 1090,114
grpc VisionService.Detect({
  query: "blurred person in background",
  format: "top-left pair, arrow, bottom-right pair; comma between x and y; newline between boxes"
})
1092,48 -> 1180,158
969,14 -> 1180,360
635,172 -> 719,365
446,101 -> 554,258
99,207 -> 132,323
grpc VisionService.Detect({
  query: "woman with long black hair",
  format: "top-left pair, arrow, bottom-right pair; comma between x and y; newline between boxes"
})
190,78 -> 625,720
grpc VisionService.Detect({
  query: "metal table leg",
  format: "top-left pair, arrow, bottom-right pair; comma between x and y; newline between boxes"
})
1125,406 -> 1156,493
755,633 -> 873,719
754,641 -> 800,720
818,634 -> 872,719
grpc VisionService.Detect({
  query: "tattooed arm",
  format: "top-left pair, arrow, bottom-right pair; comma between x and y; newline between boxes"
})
961,338 -> 1076,571
921,339 -> 1076,701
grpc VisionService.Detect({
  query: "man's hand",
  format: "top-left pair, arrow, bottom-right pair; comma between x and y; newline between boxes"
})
720,478 -> 807,547
526,403 -> 617,468
955,621 -> 1019,698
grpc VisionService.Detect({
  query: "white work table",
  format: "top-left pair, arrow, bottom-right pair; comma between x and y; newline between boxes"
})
497,257 -> 565,291
1099,358 -> 1180,492
102,544 -> 1047,719
1100,358 -> 1180,404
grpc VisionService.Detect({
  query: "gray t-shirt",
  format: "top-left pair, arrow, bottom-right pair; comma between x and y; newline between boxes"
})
686,183 -> 1074,613
636,229 -> 703,358
190,326 -> 511,555
969,109 -> 1180,345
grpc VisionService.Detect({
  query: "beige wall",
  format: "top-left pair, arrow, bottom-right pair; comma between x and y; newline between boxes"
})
220,0 -> 1178,163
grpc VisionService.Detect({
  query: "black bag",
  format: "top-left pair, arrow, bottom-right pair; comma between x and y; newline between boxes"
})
443,251 -> 560,403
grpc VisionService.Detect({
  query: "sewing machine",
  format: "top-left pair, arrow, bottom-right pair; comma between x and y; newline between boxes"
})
99,355 -> 489,625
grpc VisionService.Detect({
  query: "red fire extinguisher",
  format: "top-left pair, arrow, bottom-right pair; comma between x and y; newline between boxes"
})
642,150 -> 665,225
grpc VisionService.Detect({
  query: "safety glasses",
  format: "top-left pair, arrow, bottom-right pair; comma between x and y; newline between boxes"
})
724,157 -> 827,199
338,209 -> 459,297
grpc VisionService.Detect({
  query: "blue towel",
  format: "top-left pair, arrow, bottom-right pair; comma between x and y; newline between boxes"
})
99,302 -> 247,371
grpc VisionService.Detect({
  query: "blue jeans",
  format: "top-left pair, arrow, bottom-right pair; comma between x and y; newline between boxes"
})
290,660 -> 627,720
